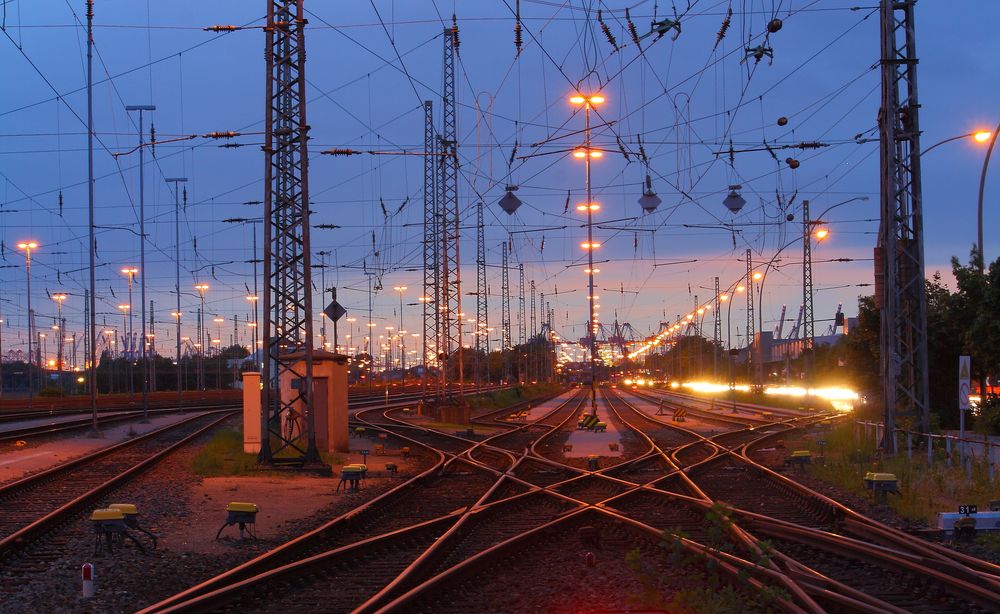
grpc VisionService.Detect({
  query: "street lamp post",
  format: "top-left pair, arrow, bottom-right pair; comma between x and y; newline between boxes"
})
194,284 -> 209,391
52,293 -> 67,392
118,304 -> 130,385
121,268 -> 137,397
125,103 -> 154,422
570,92 -> 605,417
213,316 -> 225,389
393,286 -> 407,378
17,242 -> 37,408
166,177 -> 188,408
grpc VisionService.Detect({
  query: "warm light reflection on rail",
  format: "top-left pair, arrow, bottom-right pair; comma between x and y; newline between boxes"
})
668,381 -> 860,412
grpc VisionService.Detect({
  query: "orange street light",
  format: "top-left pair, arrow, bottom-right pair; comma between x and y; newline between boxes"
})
974,131 -> 992,143
576,203 -> 601,211
569,93 -> 605,106
573,147 -> 603,158
814,228 -> 830,240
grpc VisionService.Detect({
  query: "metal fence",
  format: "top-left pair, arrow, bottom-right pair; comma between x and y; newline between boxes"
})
855,420 -> 998,480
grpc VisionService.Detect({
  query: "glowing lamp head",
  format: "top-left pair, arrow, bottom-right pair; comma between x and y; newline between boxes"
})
752,272 -> 763,281
17,241 -> 38,250
814,228 -> 829,240
580,242 -> 600,249
736,285 -> 746,293
974,131 -> 992,143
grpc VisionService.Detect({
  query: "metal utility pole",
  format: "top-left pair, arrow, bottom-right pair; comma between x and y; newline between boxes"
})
476,199 -> 487,390
166,178 -> 187,411
125,104 -> 154,422
501,242 -> 511,382
439,21 -> 463,402
878,0 -> 929,443
260,0 -> 319,466
421,100 -> 438,396
802,200 -> 815,385
86,0 -> 99,435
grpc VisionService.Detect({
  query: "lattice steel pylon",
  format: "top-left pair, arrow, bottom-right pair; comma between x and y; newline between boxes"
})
802,199 -> 815,383
439,22 -> 463,401
529,280 -> 536,381
422,100 -> 438,395
518,263 -> 526,383
259,0 -> 319,466
878,0 -> 929,444
745,249 -> 756,387
476,200 -> 488,389
713,276 -> 721,380
501,242 -> 512,381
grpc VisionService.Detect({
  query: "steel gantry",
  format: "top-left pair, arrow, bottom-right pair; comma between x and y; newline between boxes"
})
878,0 -> 929,443
438,22 -> 463,403
259,0 -> 319,466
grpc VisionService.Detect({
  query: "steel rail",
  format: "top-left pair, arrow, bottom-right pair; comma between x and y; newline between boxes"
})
0,410 -> 235,561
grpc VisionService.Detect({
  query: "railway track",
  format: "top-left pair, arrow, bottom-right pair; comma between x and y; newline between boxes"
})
0,410 -> 235,574
135,387 -> 1000,612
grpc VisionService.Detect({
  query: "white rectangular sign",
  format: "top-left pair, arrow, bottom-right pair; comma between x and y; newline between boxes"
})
959,355 -> 971,411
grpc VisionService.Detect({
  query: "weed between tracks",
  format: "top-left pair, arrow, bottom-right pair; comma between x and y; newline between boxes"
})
191,427 -> 346,476
792,421 -> 997,525
627,503 -> 787,613
466,383 -> 563,412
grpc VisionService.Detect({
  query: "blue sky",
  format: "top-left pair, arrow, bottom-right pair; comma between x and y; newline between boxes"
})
0,1 -> 997,362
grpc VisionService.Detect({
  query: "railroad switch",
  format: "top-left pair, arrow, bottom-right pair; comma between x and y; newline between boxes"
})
90,508 -> 145,554
863,472 -> 899,504
786,450 -> 812,470
337,464 -> 368,492
216,502 -> 259,540
954,516 -> 977,540
587,455 -> 600,471
108,503 -> 157,550
401,446 -> 411,458
385,463 -> 398,476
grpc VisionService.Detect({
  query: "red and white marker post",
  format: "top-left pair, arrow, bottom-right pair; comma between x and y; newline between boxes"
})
81,562 -> 95,598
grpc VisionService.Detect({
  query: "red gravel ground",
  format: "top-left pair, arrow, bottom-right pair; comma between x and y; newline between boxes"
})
0,417 -> 429,613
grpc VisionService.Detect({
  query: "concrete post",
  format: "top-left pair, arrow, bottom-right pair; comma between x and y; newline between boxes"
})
242,372 -> 261,453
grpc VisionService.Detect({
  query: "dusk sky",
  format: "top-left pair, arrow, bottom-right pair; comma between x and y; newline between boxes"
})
0,1 -> 997,361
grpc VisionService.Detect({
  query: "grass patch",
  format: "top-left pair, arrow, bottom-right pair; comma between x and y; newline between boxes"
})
192,427 -> 261,476
802,421 -> 996,525
193,428 -> 350,476
466,383 -> 563,412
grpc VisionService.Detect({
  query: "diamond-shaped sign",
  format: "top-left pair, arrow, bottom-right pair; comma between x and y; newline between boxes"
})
324,301 -> 347,322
